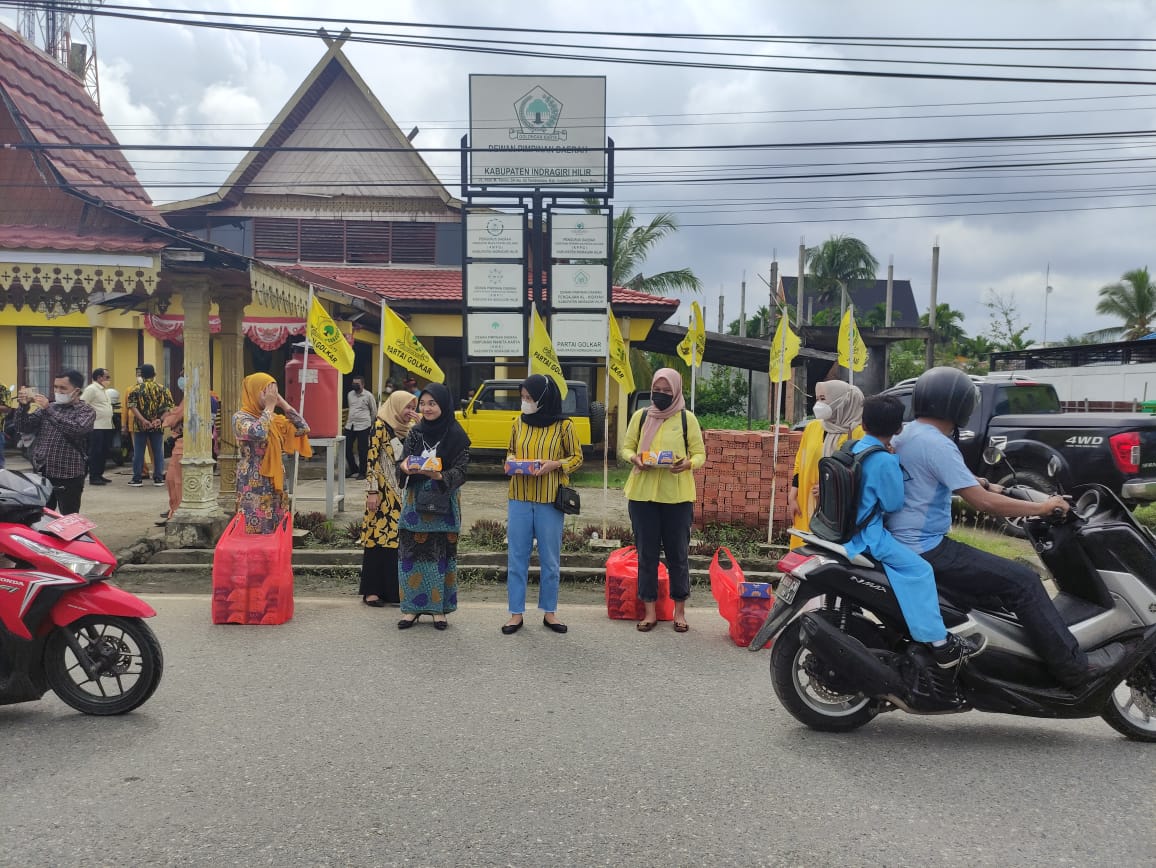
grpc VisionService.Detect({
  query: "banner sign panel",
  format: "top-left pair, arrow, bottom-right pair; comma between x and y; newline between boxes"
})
469,75 -> 607,188
467,312 -> 525,357
551,264 -> 608,309
466,263 -> 525,309
553,313 -> 609,357
465,212 -> 524,259
551,213 -> 609,259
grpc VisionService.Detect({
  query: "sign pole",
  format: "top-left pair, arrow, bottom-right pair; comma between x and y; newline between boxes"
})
602,311 -> 612,538
290,286 -> 314,516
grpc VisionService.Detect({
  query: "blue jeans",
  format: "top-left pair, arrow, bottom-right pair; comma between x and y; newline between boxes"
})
132,429 -> 165,482
506,499 -> 564,614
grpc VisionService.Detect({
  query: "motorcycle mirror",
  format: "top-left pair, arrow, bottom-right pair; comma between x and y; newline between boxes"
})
982,446 -> 1004,466
1047,456 -> 1062,478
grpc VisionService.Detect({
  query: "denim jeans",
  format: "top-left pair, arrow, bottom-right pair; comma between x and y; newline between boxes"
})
132,429 -> 165,482
628,500 -> 693,602
506,499 -> 564,614
922,536 -> 1087,679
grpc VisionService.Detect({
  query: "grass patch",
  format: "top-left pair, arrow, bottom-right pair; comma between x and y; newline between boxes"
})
696,413 -> 772,431
948,524 -> 1038,563
1134,503 -> 1156,532
569,467 -> 631,489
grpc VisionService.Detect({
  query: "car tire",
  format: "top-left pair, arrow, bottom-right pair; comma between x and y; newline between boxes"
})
589,401 -> 606,443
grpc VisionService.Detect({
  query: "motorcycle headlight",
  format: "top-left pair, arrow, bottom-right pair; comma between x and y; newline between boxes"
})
11,536 -> 112,578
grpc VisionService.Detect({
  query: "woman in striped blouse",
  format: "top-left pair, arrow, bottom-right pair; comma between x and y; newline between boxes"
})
501,374 -> 583,635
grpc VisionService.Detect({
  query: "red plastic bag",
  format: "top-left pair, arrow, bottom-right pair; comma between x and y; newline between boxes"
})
212,514 -> 294,625
710,547 -> 773,647
604,546 -> 675,621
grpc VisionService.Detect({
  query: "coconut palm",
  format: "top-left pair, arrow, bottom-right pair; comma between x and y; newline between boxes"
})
1091,268 -> 1156,341
921,303 -> 967,348
610,207 -> 703,296
805,235 -> 879,310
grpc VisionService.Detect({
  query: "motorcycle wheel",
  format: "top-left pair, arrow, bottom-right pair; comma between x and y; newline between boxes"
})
770,611 -> 885,733
44,616 -> 163,715
1100,653 -> 1156,742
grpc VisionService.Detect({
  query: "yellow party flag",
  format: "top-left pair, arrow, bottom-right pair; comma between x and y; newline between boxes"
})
768,316 -> 801,383
381,305 -> 444,383
529,306 -> 568,398
606,308 -> 634,393
675,300 -> 707,367
307,297 -> 354,374
837,308 -> 868,372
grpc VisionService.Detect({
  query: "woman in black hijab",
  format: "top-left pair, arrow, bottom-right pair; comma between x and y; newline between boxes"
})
500,374 -> 583,636
395,383 -> 471,631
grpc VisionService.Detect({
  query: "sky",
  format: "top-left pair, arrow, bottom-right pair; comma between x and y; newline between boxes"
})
4,0 -> 1156,344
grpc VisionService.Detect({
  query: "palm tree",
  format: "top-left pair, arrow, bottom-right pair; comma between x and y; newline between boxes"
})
805,235 -> 879,311
610,207 -> 703,296
921,303 -> 967,348
1092,267 -> 1156,341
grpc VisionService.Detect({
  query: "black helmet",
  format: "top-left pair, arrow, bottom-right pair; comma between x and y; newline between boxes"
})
912,367 -> 979,428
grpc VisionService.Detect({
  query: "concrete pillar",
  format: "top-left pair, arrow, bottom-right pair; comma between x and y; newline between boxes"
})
166,275 -> 226,547
215,294 -> 246,511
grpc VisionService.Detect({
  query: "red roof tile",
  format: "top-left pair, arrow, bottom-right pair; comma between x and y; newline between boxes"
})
285,265 -> 679,308
0,224 -> 166,254
0,25 -> 160,223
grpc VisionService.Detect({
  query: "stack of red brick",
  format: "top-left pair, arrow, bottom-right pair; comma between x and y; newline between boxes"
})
693,428 -> 803,529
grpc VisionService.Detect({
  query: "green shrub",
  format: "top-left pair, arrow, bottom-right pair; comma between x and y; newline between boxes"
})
696,413 -> 771,431
465,519 -> 506,548
1134,504 -> 1156,532
293,511 -> 329,533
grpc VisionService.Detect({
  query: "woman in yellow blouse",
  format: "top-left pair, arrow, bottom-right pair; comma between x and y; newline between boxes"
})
620,368 -> 707,633
788,379 -> 865,548
501,375 -> 583,635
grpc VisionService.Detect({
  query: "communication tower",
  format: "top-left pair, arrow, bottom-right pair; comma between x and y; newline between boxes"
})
17,0 -> 102,106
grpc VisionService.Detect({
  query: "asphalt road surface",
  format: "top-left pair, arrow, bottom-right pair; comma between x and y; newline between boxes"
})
2,597 -> 1153,867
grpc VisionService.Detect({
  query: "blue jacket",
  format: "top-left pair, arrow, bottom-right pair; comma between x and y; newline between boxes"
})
843,435 -> 904,561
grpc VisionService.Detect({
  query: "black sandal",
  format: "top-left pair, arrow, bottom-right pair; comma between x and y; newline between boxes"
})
397,615 -> 420,629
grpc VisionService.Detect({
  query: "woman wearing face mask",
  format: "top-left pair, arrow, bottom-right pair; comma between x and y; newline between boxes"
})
620,368 -> 707,634
395,384 -> 471,631
358,390 -> 419,607
500,374 -> 583,635
787,378 -> 865,548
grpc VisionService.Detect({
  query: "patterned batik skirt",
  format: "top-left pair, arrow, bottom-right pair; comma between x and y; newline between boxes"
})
398,529 -> 459,615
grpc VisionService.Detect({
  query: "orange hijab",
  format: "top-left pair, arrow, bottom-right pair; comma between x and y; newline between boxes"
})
240,373 -> 312,491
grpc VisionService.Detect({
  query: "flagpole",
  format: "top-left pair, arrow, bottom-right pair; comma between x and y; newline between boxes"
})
377,303 -> 386,401
602,326 -> 611,540
291,286 -> 314,517
768,317 -> 787,545
690,339 -> 697,413
847,304 -> 855,388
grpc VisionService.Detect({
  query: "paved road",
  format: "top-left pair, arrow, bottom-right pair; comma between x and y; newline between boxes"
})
2,597 -> 1153,867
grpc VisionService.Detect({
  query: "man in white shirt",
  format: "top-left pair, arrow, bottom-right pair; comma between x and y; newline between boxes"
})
80,368 -> 115,486
344,376 -> 377,480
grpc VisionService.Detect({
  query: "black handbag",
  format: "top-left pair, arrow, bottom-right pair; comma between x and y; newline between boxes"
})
414,480 -> 453,516
553,484 -> 580,515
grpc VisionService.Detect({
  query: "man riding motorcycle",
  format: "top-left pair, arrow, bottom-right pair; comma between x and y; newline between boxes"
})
888,367 -> 1124,688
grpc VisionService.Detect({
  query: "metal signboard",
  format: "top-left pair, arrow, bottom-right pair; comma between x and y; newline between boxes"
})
553,312 -> 608,357
466,312 -> 525,357
466,263 -> 525,309
550,213 -> 609,260
469,75 -> 607,188
465,212 -> 524,259
551,264 -> 609,309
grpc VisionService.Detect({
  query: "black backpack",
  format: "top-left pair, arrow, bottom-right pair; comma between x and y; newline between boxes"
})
810,440 -> 888,543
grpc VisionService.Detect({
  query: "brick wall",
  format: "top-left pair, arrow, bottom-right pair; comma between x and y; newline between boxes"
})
693,428 -> 802,529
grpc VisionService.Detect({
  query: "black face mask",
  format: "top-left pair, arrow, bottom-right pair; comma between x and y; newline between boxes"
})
650,392 -> 674,411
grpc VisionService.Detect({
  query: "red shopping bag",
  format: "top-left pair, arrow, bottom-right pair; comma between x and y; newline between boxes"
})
604,546 -> 675,621
709,547 -> 773,647
212,514 -> 294,625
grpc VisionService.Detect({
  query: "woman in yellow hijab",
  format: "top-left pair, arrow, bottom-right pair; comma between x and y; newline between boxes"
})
234,373 -> 311,534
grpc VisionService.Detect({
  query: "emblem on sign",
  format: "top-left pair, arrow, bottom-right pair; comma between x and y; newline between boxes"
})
511,86 -> 566,140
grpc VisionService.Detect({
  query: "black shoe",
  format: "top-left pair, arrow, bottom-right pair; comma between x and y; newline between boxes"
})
397,615 -> 420,629
932,633 -> 988,669
99,476 -> 114,483
128,479 -> 143,487
154,478 -> 166,486
1058,643 -> 1127,687
433,618 -> 448,631
543,616 -> 568,634
89,479 -> 108,486
501,618 -> 524,635
362,597 -> 387,608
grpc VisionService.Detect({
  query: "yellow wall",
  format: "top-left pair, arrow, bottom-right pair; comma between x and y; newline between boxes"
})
0,325 -> 15,387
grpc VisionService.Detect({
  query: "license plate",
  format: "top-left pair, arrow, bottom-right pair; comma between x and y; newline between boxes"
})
777,574 -> 801,604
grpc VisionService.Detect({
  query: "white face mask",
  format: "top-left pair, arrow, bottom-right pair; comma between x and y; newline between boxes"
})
54,391 -> 75,404
521,400 -> 538,415
813,401 -> 833,421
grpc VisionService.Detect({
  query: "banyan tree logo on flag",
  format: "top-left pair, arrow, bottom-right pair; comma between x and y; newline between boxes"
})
511,86 -> 566,140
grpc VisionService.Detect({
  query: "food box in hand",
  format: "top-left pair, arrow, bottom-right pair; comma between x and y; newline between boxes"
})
641,450 -> 676,467
505,459 -> 541,476
604,546 -> 675,621
405,455 -> 443,472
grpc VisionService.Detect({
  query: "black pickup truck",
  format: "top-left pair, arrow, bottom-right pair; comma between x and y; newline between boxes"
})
882,375 -> 1156,504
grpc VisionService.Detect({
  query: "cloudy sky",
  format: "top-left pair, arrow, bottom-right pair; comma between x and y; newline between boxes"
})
5,0 -> 1156,343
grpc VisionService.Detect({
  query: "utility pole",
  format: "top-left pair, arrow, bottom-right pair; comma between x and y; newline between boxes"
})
925,240 -> 940,369
796,238 -> 806,327
717,285 -> 724,333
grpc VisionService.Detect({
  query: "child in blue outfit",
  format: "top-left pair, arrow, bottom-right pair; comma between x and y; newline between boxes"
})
843,396 -> 986,668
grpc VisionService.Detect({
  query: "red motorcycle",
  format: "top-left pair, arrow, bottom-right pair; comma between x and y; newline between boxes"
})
0,469 -> 162,714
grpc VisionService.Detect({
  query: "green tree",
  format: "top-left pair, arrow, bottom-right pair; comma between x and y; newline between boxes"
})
921,303 -> 967,347
984,289 -> 1033,351
695,365 -> 748,415
606,207 -> 702,296
805,235 -> 879,310
1091,267 -> 1156,341
727,305 -> 772,338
